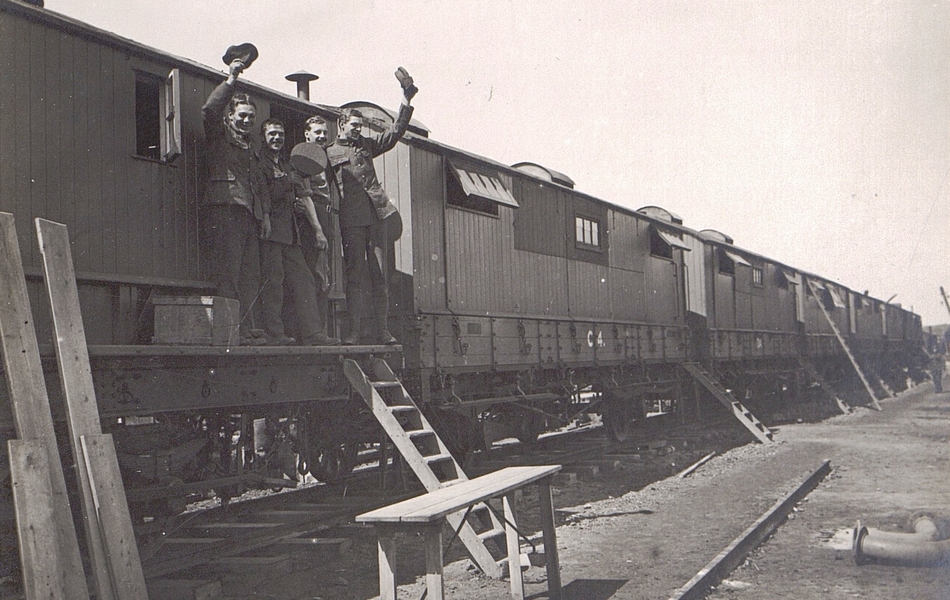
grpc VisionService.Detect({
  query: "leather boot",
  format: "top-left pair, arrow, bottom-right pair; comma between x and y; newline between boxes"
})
372,294 -> 398,345
342,290 -> 363,346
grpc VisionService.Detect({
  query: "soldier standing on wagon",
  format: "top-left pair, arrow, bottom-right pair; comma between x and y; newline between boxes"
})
296,116 -> 336,337
327,68 -> 418,345
200,44 -> 269,346
257,118 -> 340,346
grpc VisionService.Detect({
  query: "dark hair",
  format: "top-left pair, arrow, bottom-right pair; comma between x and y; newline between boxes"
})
228,93 -> 257,115
338,108 -> 363,126
305,115 -> 328,130
260,118 -> 285,134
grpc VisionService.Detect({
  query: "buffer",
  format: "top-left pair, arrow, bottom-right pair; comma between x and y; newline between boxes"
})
682,363 -> 773,444
344,358 -> 508,579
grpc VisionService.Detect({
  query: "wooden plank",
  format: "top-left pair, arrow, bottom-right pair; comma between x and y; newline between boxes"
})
79,434 -> 149,599
538,478 -> 562,600
0,212 -> 88,597
146,579 -> 222,600
36,217 -> 148,600
356,466 -> 561,523
423,522 -> 445,600
377,526 -> 398,600
504,492 -> 524,600
8,439 -> 84,600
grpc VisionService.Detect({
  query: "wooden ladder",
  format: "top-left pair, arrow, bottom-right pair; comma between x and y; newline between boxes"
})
806,280 -> 881,410
682,363 -> 773,443
798,357 -> 850,414
344,358 -> 507,579
858,357 -> 896,399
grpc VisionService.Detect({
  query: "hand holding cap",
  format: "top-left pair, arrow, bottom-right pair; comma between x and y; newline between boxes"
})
395,67 -> 418,101
222,43 -> 259,70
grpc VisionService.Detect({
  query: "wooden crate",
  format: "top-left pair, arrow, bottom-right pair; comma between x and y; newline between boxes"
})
152,295 -> 240,346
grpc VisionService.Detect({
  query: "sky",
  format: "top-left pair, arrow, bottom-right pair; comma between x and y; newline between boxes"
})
47,0 -> 950,325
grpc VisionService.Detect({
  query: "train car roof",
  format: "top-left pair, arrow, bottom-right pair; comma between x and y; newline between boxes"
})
0,0 -> 334,118
2,0 -> 912,318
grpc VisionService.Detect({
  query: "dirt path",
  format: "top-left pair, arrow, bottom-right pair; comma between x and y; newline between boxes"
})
181,383 -> 948,599
381,384 -> 949,600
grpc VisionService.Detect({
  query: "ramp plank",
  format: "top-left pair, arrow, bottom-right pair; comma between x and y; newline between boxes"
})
0,212 -> 88,598
36,218 -> 148,600
8,439 -> 76,600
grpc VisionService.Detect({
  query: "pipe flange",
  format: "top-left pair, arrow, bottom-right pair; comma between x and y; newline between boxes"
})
852,520 -> 870,565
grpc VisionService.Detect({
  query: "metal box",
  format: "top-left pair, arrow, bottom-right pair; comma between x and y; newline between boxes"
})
152,295 -> 240,346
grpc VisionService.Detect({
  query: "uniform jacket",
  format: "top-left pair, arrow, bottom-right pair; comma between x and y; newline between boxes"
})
201,80 -> 269,220
261,150 -> 309,246
327,103 -> 413,229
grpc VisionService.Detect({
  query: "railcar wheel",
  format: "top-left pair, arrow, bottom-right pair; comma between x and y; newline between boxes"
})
515,410 -> 546,443
308,442 -> 358,483
603,394 -> 633,442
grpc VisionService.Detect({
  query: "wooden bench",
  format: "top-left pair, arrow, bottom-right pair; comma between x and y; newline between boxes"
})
356,465 -> 563,600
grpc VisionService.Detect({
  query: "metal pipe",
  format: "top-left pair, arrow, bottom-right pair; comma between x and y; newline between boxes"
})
285,71 -> 319,101
853,516 -> 950,567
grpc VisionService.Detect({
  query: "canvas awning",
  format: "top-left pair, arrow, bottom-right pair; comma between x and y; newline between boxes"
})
448,159 -> 518,208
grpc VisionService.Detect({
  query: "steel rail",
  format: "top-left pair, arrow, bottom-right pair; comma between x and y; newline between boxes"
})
668,459 -> 832,600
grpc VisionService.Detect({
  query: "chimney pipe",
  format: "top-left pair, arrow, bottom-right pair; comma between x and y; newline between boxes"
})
285,71 -> 319,101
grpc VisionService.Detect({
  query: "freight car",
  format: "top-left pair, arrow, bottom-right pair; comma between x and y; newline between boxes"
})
0,0 -> 925,570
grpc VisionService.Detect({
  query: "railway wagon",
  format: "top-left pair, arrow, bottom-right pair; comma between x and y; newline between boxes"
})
0,0 -> 928,582
0,0 -> 411,541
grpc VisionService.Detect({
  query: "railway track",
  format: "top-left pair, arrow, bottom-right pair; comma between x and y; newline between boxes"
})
139,414 -> 746,597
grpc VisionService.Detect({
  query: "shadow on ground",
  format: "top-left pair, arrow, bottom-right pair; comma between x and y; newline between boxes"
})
532,578 -> 627,599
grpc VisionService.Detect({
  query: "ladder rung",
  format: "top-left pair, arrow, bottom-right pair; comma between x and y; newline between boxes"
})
371,381 -> 402,389
424,453 -> 454,464
408,429 -> 435,439
477,527 -> 506,542
388,405 -> 416,414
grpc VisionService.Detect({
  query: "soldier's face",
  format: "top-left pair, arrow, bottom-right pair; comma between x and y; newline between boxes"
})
340,116 -> 363,141
305,123 -> 329,147
227,103 -> 256,137
263,124 -> 285,151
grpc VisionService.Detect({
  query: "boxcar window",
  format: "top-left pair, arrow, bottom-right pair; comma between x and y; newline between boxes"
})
752,266 -> 764,286
135,69 -> 181,162
135,74 -> 162,160
649,226 -> 672,259
575,215 -> 600,249
718,248 -> 736,275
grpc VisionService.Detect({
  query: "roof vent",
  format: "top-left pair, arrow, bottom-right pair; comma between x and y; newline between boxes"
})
340,101 -> 429,137
285,71 -> 319,101
636,205 -> 683,225
698,229 -> 734,244
511,162 -> 575,189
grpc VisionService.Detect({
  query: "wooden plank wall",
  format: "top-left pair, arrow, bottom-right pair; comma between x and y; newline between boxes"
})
0,11 -> 209,282
409,147 -> 447,311
412,146 -> 685,325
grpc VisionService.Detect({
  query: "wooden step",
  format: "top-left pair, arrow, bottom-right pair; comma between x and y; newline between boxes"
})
683,363 -> 773,444
343,358 -> 506,579
147,578 -> 222,600
371,380 -> 402,389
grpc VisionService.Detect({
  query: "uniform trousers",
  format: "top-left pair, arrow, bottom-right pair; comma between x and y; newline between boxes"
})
341,223 -> 388,335
259,239 -> 324,341
207,204 -> 261,334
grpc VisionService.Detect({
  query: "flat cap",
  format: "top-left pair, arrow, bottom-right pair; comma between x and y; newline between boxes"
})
222,43 -> 259,68
290,142 -> 328,176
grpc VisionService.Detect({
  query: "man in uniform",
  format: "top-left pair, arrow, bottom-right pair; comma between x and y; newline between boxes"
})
297,116 -> 337,336
327,68 -> 417,345
258,118 -> 339,346
932,338 -> 946,393
201,46 -> 269,345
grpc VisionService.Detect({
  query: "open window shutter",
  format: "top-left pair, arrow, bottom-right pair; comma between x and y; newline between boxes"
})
161,68 -> 182,162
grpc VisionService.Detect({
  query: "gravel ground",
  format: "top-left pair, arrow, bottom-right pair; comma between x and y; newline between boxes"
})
138,382 -> 948,600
